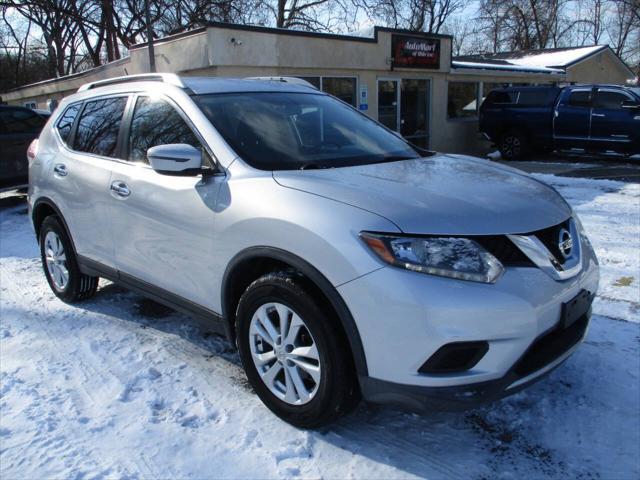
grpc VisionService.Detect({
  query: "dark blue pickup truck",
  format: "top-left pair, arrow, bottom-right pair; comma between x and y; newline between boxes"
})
479,85 -> 640,159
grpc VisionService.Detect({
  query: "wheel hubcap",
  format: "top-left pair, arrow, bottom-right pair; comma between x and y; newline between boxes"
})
44,231 -> 69,291
249,302 -> 321,405
504,136 -> 520,157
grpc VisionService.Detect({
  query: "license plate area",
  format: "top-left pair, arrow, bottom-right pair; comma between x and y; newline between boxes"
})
560,290 -> 593,329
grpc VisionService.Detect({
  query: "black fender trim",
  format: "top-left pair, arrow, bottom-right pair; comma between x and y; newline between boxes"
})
31,197 -> 77,253
221,246 -> 369,377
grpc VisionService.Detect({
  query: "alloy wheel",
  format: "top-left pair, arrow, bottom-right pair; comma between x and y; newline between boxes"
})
249,302 -> 321,405
44,231 -> 69,291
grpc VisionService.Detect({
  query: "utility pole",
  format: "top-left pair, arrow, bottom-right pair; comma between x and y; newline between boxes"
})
144,0 -> 156,72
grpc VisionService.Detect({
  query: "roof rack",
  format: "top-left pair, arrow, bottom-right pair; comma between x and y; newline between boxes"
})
77,73 -> 186,92
245,76 -> 318,90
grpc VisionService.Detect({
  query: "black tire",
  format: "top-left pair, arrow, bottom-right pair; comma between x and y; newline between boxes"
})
39,215 -> 98,302
236,272 -> 360,428
499,130 -> 528,160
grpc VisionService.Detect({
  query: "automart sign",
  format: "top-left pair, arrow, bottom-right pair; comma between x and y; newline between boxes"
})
391,35 -> 440,69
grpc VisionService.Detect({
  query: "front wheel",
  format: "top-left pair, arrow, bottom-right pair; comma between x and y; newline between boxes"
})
499,131 -> 528,160
236,272 -> 359,428
39,216 -> 98,302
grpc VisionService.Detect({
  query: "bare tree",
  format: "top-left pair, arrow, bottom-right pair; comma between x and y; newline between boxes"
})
356,0 -> 463,33
606,0 -> 639,62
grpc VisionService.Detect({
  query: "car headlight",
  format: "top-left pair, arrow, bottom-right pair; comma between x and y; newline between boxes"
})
360,232 -> 504,283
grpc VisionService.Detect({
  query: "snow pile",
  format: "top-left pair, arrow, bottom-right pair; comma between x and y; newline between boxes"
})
1,175 -> 639,479
507,45 -> 605,68
452,60 -> 562,73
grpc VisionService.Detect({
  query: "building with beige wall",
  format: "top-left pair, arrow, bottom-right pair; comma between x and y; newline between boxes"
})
1,23 -> 636,154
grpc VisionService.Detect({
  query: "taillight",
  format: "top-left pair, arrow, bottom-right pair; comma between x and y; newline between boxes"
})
27,138 -> 39,165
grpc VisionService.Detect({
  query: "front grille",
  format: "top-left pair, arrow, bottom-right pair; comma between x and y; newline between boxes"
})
474,236 -> 534,267
513,312 -> 589,377
530,219 -> 572,265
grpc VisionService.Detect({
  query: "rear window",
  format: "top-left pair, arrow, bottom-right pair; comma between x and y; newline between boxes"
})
74,97 -> 127,157
56,104 -> 80,145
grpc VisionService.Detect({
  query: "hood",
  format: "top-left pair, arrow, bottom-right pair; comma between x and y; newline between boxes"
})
273,154 -> 571,235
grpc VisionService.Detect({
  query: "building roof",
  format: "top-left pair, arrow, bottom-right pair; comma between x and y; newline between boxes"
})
451,60 -> 563,74
455,45 -> 608,69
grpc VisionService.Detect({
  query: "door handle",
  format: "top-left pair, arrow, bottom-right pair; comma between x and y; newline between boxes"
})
591,113 -> 605,117
110,181 -> 130,198
53,164 -> 68,176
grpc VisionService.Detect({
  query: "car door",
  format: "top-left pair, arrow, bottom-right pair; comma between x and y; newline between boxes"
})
0,107 -> 46,187
53,96 -> 127,268
553,89 -> 593,150
589,88 -> 639,153
108,93 -> 223,310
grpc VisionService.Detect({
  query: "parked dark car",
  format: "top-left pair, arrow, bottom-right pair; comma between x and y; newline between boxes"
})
480,85 -> 640,159
0,105 -> 50,188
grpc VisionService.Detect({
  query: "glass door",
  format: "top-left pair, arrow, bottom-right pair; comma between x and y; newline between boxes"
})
377,79 -> 399,132
377,78 -> 431,149
401,79 -> 430,149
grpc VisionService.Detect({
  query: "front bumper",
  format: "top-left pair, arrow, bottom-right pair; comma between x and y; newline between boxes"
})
359,306 -> 591,411
338,239 -> 599,410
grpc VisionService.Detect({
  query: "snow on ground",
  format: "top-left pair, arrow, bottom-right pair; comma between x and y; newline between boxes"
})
1,175 -> 639,480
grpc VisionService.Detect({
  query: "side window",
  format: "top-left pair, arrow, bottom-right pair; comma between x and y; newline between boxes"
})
74,97 -> 127,157
517,90 -> 553,107
128,96 -> 202,164
56,104 -> 80,145
567,91 -> 591,108
0,108 -> 46,134
447,82 -> 479,118
593,91 -> 629,110
486,91 -> 517,105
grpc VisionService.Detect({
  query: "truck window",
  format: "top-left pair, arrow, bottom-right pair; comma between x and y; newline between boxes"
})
567,91 -> 591,108
593,91 -> 629,110
485,91 -> 516,105
517,90 -> 555,107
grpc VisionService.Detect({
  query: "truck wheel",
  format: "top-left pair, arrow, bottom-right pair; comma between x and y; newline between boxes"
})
499,131 -> 528,160
39,216 -> 98,302
236,272 -> 359,428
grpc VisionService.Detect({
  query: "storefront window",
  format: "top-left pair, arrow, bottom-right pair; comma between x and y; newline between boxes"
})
447,82 -> 479,119
297,77 -> 321,89
294,77 -> 357,107
321,77 -> 357,107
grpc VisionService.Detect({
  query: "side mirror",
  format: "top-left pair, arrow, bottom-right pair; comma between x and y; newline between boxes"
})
621,100 -> 640,110
147,143 -> 202,175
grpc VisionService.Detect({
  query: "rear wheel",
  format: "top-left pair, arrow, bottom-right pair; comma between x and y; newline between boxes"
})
499,131 -> 528,160
40,216 -> 98,302
236,272 -> 359,428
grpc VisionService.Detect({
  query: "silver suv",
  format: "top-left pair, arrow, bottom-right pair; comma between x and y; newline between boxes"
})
28,74 -> 599,427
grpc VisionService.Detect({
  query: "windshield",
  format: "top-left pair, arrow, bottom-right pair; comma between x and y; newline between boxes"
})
630,87 -> 640,99
194,92 -> 423,170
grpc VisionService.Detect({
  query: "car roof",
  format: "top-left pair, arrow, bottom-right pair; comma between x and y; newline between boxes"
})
492,86 -> 561,92
181,77 -> 321,95
76,74 -> 323,96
